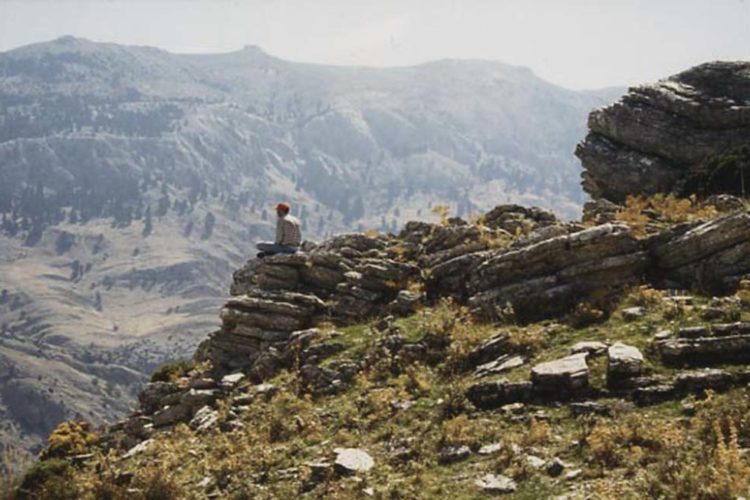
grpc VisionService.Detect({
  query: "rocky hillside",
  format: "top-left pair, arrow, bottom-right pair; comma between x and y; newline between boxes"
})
10,195 -> 750,499
577,61 -> 750,202
8,56 -> 750,498
0,37 -> 620,462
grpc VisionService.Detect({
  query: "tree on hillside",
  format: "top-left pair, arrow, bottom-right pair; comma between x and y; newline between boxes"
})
142,205 -> 153,237
201,212 -> 216,240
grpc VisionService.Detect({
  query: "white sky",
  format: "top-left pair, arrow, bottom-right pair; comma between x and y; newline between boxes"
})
0,0 -> 749,89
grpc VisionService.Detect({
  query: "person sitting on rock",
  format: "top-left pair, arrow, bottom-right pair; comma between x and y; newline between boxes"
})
256,202 -> 302,258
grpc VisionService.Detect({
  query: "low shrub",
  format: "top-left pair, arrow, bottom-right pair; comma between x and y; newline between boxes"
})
150,360 -> 193,383
39,420 -> 98,460
17,459 -> 79,499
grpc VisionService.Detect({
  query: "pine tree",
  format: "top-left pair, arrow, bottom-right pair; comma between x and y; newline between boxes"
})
142,205 -> 153,237
201,212 -> 216,240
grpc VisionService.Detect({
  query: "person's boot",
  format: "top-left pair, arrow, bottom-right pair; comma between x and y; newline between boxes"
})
256,251 -> 267,259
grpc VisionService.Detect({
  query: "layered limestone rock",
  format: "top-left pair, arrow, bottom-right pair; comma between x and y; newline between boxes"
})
649,211 -> 750,291
577,61 -> 750,202
467,223 -> 647,321
204,290 -> 327,371
657,321 -> 750,366
207,203 -> 750,369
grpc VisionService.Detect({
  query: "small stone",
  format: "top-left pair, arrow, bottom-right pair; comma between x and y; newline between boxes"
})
254,383 -> 278,399
221,372 -> 246,388
607,342 -> 644,381
478,442 -> 504,455
197,476 -> 215,490
526,455 -> 545,469
334,448 -> 374,474
122,439 -> 154,459
475,474 -> 517,494
565,469 -> 582,481
474,355 -> 525,378
390,399 -> 414,411
570,341 -> 608,356
190,406 -> 219,432
438,445 -> 471,464
622,306 -> 645,321
501,402 -> 526,415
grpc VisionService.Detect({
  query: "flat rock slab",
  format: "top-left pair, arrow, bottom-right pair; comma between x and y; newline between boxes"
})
221,372 -> 246,388
466,379 -> 533,409
334,448 -> 374,474
438,445 -> 471,464
473,355 -> 524,378
570,341 -> 608,356
478,442 -> 504,455
475,474 -> 517,494
531,353 -> 589,393
622,306 -> 645,321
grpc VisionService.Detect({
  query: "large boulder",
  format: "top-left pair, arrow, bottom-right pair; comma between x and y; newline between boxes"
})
607,343 -> 644,388
576,61 -> 750,202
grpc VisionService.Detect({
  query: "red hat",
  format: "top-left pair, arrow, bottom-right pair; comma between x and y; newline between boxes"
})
276,202 -> 290,213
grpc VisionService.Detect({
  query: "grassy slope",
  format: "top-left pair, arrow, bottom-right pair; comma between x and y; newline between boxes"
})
18,285 -> 750,499
9,196 -> 750,498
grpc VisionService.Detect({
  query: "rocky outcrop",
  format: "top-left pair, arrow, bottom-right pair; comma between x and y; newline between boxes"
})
204,290 -> 327,371
650,211 -> 750,291
467,224 -> 647,321
577,62 -> 750,202
206,202 -> 750,370
657,322 -> 750,366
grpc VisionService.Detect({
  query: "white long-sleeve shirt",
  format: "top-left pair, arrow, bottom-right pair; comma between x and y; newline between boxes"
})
275,214 -> 302,246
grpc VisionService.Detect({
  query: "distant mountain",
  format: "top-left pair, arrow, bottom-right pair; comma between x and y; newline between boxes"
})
0,36 -> 620,461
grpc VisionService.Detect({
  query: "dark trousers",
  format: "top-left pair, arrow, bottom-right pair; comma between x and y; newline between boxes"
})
256,242 -> 297,256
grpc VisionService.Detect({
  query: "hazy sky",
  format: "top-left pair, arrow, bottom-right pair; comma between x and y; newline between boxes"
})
1,0 -> 749,89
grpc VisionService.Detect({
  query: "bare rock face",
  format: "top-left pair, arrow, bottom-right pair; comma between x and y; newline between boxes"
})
468,224 -> 646,321
577,62 -> 750,202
